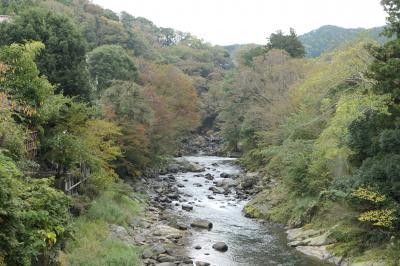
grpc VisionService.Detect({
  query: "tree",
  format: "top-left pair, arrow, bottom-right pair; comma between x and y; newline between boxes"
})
41,100 -> 121,189
0,42 -> 53,108
381,0 -> 400,37
101,81 -> 153,176
266,28 -> 306,58
87,45 -> 138,94
139,62 -> 200,154
0,153 -> 70,266
0,8 -> 91,100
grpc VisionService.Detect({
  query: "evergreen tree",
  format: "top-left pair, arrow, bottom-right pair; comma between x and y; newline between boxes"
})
266,28 -> 306,58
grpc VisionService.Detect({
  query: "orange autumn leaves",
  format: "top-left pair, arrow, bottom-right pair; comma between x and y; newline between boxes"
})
101,61 -> 199,173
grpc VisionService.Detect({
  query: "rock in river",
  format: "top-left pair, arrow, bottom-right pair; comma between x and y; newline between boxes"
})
212,242 -> 228,252
190,219 -> 213,229
196,262 -> 211,266
204,173 -> 214,180
182,204 -> 193,211
209,186 -> 224,194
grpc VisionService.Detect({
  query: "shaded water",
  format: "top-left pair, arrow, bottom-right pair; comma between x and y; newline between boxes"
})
172,156 -> 331,266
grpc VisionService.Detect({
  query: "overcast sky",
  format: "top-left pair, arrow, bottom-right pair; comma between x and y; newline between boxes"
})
92,0 -> 387,45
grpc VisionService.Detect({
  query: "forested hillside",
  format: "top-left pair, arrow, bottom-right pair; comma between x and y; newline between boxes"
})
216,1 -> 400,265
299,25 -> 387,57
0,0 -> 232,265
0,0 -> 399,265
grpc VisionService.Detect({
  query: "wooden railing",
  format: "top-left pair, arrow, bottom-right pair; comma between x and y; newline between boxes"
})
25,165 -> 90,195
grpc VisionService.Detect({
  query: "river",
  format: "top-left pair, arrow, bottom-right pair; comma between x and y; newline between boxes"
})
169,155 -> 331,266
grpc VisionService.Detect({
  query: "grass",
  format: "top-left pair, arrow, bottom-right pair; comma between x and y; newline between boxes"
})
62,182 -> 145,266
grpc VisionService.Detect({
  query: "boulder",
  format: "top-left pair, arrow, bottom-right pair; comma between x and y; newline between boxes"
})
191,219 -> 213,229
157,255 -> 176,263
167,193 -> 179,200
212,242 -> 228,252
176,223 -> 188,230
142,249 -> 153,259
220,173 -> 231,178
156,263 -> 175,266
295,246 -> 343,265
204,174 -> 214,180
182,205 -> 193,211
188,163 -> 205,172
209,186 -> 224,194
196,262 -> 211,266
151,244 -> 167,256
166,164 -> 180,173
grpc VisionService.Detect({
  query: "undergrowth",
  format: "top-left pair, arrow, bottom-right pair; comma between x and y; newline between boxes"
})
63,182 -> 145,266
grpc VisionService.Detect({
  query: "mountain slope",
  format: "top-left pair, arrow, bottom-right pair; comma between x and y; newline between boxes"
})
299,25 -> 387,57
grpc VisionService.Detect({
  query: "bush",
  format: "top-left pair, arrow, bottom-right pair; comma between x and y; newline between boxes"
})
0,153 -> 70,265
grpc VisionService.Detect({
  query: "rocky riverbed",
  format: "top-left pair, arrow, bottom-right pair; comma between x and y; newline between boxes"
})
126,155 -> 333,266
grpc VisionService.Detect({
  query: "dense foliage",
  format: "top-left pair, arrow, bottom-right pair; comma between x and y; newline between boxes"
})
0,0 -> 225,264
215,1 -> 400,263
0,0 -> 398,265
0,8 -> 91,100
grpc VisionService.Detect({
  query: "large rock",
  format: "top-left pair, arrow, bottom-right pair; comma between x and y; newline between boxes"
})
157,255 -> 176,263
188,162 -> 205,172
176,223 -> 188,230
142,249 -> 153,259
212,242 -> 228,252
205,173 -> 214,180
196,262 -> 211,266
288,231 -> 336,247
156,263 -> 175,266
287,228 -> 322,241
209,186 -> 224,194
151,244 -> 167,256
191,219 -> 213,229
240,173 -> 259,190
182,205 -> 193,211
295,246 -> 343,265
166,164 -> 180,173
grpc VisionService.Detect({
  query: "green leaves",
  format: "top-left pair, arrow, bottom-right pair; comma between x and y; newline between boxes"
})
0,8 -> 91,100
0,153 -> 70,265
266,28 -> 306,58
87,45 -> 138,94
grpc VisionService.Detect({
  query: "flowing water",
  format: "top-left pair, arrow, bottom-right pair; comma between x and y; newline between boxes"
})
171,156 -> 331,266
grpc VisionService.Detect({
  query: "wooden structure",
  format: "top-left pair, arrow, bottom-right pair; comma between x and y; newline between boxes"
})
25,131 -> 38,159
0,15 -> 12,23
25,165 -> 90,195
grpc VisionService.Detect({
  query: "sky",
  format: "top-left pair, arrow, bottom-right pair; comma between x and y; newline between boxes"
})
92,0 -> 388,46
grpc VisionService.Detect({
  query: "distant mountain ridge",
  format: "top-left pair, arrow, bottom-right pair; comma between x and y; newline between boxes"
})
224,25 -> 388,58
298,25 -> 388,57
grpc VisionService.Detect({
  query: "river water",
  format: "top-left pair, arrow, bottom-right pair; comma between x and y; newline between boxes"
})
170,156 -> 331,266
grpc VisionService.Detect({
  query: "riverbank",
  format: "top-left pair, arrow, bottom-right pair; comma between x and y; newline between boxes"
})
244,180 -> 394,266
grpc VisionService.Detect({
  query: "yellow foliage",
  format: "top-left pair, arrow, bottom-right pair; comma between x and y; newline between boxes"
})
358,209 -> 396,228
352,187 -> 386,203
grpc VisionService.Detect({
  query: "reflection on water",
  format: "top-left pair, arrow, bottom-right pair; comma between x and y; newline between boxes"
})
171,156 -> 332,266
